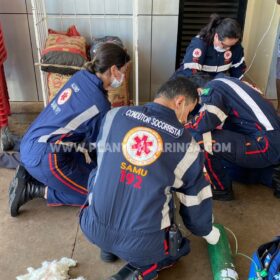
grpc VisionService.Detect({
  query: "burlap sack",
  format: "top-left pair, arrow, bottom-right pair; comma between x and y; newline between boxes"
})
47,72 -> 71,102
108,63 -> 131,107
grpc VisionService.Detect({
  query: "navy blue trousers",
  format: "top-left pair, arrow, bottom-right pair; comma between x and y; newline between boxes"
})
204,130 -> 280,191
23,151 -> 96,206
130,237 -> 190,280
0,137 -> 21,169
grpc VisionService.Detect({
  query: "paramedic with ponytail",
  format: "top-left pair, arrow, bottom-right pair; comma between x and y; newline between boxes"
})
174,13 -> 246,80
9,43 -> 130,217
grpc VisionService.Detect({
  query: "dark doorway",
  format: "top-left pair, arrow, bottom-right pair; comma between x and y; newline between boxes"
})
176,0 -> 248,68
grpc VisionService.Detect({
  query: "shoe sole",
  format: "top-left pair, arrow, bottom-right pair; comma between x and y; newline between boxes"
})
212,191 -> 234,201
274,192 -> 280,199
9,166 -> 27,217
100,256 -> 119,263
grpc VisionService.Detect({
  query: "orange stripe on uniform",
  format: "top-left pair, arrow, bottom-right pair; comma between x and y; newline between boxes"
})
53,153 -> 87,192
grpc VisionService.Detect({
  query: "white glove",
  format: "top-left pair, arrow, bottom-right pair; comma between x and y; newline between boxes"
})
203,226 -> 220,245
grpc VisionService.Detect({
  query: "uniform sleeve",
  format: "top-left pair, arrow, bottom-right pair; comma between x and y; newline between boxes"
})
85,108 -> 110,145
174,136 -> 213,236
185,87 -> 228,139
182,37 -> 207,77
229,43 -> 246,79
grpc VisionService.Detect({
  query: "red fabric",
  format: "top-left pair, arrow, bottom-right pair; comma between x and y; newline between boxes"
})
0,23 -> 7,65
48,25 -> 81,37
0,23 -> 11,128
0,65 -> 10,128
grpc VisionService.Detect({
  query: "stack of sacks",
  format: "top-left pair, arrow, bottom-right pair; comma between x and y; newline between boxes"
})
41,26 -> 88,102
90,36 -> 131,107
47,73 -> 71,102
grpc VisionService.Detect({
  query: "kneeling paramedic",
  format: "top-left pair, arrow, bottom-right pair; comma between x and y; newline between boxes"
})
80,77 -> 220,280
8,43 -> 130,216
185,74 -> 280,201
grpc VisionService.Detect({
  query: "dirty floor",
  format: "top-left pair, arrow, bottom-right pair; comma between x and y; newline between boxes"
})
0,102 -> 279,279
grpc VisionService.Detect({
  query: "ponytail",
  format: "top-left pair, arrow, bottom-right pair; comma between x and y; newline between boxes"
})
199,13 -> 241,44
84,43 -> 130,74
199,13 -> 222,43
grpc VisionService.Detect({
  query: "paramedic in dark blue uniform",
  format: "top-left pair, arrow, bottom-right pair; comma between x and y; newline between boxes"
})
174,13 -> 246,80
185,75 -> 280,201
8,43 -> 130,217
80,77 -> 220,280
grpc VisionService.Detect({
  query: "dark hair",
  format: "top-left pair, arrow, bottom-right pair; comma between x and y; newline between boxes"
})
84,43 -> 130,74
199,13 -> 242,44
187,73 -> 213,88
155,77 -> 198,104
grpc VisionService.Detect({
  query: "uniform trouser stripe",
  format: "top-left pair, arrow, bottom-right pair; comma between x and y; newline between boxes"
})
48,153 -> 88,195
53,153 -> 87,192
142,264 -> 158,276
205,152 -> 225,191
245,136 -> 269,155
47,203 -> 84,207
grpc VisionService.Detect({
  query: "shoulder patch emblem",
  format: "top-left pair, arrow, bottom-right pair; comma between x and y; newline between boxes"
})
193,48 -> 202,58
201,87 -> 211,96
57,88 -> 72,105
224,50 -> 232,60
122,127 -> 163,166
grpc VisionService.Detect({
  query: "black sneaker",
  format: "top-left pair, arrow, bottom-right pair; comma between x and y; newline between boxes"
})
212,189 -> 234,201
272,165 -> 280,199
274,189 -> 280,199
100,250 -> 119,263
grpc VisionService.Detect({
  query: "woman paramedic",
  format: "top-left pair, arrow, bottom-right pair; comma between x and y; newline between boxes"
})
174,13 -> 246,80
9,43 -> 130,217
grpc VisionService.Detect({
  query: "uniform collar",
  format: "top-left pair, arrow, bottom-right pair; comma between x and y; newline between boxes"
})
83,70 -> 107,94
83,70 -> 104,88
145,102 -> 179,121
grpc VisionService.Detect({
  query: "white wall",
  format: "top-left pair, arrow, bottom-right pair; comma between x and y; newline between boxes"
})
242,0 -> 280,96
0,0 -> 179,103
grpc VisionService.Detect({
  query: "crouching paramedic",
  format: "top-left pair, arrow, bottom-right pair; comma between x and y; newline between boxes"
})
80,77 -> 220,280
185,74 -> 280,201
8,43 -> 130,217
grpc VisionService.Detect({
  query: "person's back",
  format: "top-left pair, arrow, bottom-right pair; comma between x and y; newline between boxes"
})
21,70 -> 110,156
198,76 -> 280,136
80,77 -> 219,280
9,43 -> 131,217
186,75 -> 280,201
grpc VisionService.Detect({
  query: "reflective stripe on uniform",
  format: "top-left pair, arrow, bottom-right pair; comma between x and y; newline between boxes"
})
216,78 -> 274,131
38,105 -> 100,143
160,186 -> 172,229
231,57 -> 245,68
173,138 -> 200,189
200,104 -> 228,123
184,62 -> 202,71
176,185 -> 212,207
184,63 -> 232,73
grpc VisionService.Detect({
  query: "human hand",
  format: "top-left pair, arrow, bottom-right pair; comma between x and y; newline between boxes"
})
203,226 -> 220,245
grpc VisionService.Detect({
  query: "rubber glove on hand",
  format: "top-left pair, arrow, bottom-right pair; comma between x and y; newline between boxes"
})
203,226 -> 220,245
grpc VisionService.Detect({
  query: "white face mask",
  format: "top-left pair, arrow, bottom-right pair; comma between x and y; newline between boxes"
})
110,72 -> 124,88
214,45 -> 227,53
